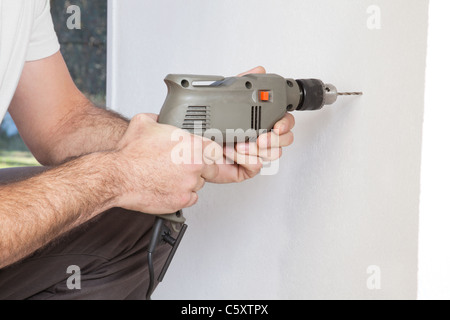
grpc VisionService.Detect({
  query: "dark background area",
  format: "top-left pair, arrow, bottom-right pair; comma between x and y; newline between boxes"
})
50,0 -> 107,107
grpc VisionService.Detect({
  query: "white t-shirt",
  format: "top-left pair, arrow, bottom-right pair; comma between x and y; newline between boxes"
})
0,0 -> 60,123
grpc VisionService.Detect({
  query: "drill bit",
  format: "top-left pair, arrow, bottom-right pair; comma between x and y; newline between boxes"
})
338,92 -> 363,96
323,84 -> 363,106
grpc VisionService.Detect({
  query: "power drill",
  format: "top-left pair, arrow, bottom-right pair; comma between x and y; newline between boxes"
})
146,73 -> 362,299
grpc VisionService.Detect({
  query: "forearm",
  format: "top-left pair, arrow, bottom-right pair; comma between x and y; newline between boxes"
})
48,99 -> 129,165
0,151 -> 121,268
9,53 -> 130,166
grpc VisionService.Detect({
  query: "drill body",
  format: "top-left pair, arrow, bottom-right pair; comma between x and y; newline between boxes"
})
158,73 -> 340,142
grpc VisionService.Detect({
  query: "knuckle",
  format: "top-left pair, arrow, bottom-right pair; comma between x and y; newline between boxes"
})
195,179 -> 205,191
187,162 -> 203,174
278,132 -> 293,147
270,133 -> 280,146
246,163 -> 263,179
276,147 -> 283,159
287,132 -> 294,145
130,114 -> 152,132
188,193 -> 199,207
174,193 -> 192,208
132,113 -> 148,124
258,134 -> 269,148
168,200 -> 182,212
186,174 -> 200,189
287,112 -> 295,124
290,114 -> 296,127
250,160 -> 263,172
256,161 -> 264,171
264,148 -> 282,161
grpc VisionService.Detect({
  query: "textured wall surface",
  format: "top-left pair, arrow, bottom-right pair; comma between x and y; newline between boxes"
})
108,0 -> 429,299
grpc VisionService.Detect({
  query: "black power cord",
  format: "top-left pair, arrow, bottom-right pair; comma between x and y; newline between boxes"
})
146,215 -> 188,300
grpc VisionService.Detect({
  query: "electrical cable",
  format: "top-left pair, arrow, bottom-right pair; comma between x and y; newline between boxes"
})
146,217 -> 164,300
146,252 -> 155,300
145,215 -> 188,300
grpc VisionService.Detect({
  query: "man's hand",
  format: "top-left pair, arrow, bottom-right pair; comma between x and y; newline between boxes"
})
206,66 -> 295,184
113,114 -> 221,214
0,112 -> 222,268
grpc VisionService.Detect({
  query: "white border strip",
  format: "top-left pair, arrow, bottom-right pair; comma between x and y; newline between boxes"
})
106,0 -> 118,111
418,0 -> 450,300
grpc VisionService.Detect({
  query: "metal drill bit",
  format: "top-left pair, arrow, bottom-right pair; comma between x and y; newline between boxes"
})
338,92 -> 363,96
323,84 -> 363,106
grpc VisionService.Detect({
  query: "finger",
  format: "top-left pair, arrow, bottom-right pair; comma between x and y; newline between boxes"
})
257,131 -> 294,148
257,147 -> 283,162
185,192 -> 199,208
236,142 -> 259,155
236,143 -> 283,161
237,66 -> 266,77
202,138 -> 224,164
193,177 -> 206,192
273,113 -> 295,134
223,146 -> 262,173
201,163 -> 219,181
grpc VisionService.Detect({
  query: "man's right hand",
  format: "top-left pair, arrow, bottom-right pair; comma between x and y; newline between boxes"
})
112,113 -> 222,215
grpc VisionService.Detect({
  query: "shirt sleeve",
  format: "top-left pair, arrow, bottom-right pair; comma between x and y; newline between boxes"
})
26,0 -> 60,61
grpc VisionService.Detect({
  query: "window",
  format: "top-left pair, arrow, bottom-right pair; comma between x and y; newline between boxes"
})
0,0 -> 107,168
50,0 -> 107,108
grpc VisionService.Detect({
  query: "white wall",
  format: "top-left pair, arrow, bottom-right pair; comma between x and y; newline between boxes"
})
108,0 -> 429,299
418,0 -> 450,300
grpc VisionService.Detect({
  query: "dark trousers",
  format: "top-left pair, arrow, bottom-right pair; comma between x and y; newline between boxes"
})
0,167 -> 171,300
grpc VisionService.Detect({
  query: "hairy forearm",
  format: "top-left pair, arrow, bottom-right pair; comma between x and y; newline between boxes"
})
47,98 -> 129,165
0,152 -> 120,268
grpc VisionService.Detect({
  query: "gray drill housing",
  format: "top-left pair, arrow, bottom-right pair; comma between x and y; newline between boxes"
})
158,73 -> 337,143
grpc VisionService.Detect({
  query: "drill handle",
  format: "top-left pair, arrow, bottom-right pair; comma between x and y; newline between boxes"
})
156,211 -> 186,226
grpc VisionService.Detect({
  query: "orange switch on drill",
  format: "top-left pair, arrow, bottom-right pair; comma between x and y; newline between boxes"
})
260,91 -> 270,102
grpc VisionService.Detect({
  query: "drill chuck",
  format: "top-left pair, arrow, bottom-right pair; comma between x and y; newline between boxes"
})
295,79 -> 346,111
